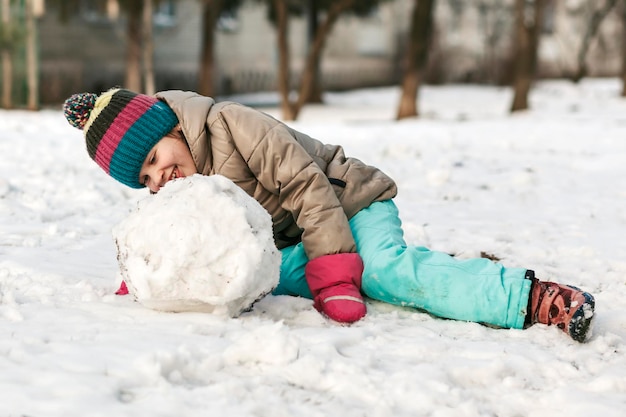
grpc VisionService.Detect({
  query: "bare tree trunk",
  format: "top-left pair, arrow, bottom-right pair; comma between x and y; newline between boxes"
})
306,0 -> 322,103
477,0 -> 509,84
396,0 -> 435,120
25,0 -> 38,110
198,0 -> 224,97
125,0 -> 143,91
573,0 -> 618,83
290,0 -> 355,120
142,0 -> 155,95
510,0 -> 546,113
274,0 -> 296,120
1,0 -> 12,109
621,0 -> 626,97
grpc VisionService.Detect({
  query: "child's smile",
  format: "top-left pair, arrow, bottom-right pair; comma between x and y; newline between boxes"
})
170,166 -> 180,181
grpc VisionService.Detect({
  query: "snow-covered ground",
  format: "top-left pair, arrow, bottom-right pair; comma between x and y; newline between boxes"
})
1,79 -> 625,416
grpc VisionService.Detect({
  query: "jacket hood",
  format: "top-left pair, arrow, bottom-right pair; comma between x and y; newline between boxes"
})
155,90 -> 215,173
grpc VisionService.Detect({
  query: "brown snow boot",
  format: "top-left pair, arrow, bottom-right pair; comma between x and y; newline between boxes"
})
526,271 -> 595,343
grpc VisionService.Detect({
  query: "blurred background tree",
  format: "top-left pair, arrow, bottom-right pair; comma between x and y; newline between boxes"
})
24,0 -> 38,109
5,0 -> 626,113
267,0 -> 389,120
1,0 -> 16,108
396,0 -> 434,120
119,0 -> 144,92
621,0 -> 626,96
143,0 -> 155,94
1,0 -> 40,110
510,0 -> 546,113
573,0 -> 618,83
271,0 -> 359,120
197,0 -> 244,97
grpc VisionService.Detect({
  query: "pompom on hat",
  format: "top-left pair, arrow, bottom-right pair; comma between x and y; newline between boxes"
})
63,88 -> 179,189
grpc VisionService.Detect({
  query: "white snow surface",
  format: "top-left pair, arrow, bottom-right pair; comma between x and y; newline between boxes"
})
1,79 -> 626,416
112,174 -> 280,317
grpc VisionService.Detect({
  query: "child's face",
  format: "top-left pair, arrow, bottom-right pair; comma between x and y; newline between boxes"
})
139,134 -> 197,193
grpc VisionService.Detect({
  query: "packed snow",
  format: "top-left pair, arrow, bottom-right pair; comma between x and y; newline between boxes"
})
112,174 -> 280,317
1,79 -> 625,416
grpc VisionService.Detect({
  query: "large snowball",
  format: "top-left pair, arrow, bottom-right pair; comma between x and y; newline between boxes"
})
112,174 -> 281,317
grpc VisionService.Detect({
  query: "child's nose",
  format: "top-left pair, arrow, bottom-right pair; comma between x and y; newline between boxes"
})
146,171 -> 161,193
149,179 -> 160,193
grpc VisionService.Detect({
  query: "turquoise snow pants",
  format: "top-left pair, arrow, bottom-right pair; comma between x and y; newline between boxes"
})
273,200 -> 532,329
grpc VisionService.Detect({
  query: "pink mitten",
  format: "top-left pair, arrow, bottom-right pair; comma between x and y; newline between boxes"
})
305,253 -> 366,323
115,280 -> 129,295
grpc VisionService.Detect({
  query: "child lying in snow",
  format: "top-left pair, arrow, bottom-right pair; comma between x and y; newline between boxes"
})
63,88 -> 595,342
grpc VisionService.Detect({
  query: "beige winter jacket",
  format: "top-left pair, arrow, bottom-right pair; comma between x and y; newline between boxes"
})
157,90 -> 397,260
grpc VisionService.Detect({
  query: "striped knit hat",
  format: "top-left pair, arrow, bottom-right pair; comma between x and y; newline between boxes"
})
63,88 -> 179,189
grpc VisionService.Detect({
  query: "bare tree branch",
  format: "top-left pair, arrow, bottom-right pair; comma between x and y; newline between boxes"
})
573,0 -> 618,83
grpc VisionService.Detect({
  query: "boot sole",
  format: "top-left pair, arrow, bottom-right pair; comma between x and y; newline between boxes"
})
568,290 -> 595,343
